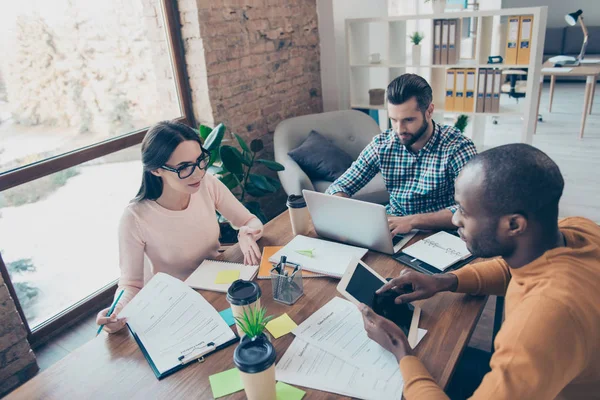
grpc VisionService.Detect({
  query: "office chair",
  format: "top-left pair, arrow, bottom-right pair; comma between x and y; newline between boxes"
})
492,69 -> 543,125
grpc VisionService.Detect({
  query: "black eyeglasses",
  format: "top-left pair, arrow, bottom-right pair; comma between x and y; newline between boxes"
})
161,150 -> 210,179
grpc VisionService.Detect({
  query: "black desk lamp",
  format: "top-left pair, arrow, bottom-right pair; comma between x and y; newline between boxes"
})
565,9 -> 588,63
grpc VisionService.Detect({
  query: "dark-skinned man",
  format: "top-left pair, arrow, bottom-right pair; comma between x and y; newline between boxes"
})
326,73 -> 477,235
360,143 -> 600,399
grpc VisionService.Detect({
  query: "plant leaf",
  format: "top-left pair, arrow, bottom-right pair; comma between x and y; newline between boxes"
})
256,159 -> 285,171
219,173 -> 239,191
264,175 -> 281,190
198,124 -> 213,141
244,201 -> 267,224
204,123 -> 226,151
220,146 -> 244,175
250,139 -> 264,152
245,182 -> 269,197
234,133 -> 250,153
249,174 -> 277,193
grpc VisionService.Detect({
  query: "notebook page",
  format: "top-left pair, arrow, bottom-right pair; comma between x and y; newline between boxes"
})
402,231 -> 471,271
120,273 -> 236,375
185,260 -> 258,292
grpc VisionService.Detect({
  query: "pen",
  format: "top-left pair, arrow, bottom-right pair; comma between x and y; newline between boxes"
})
96,289 -> 125,336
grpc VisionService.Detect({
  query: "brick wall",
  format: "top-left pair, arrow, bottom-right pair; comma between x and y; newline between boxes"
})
0,273 -> 38,397
179,0 -> 323,219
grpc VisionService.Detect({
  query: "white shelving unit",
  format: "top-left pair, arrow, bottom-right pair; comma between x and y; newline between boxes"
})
346,7 -> 548,148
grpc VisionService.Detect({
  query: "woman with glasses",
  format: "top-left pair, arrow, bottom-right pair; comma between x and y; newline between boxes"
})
96,120 -> 263,333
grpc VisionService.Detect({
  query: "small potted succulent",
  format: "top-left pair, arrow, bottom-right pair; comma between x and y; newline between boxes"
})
409,32 -> 424,66
454,114 -> 469,133
233,306 -> 277,400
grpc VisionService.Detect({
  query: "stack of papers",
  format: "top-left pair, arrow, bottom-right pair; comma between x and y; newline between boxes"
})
184,260 -> 258,292
402,231 -> 471,271
269,236 -> 368,278
276,297 -> 427,399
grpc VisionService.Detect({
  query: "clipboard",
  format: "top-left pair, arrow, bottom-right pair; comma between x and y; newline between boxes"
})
127,324 -> 239,380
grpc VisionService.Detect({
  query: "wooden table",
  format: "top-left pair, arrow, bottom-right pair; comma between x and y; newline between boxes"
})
537,61 -> 600,138
8,212 -> 487,400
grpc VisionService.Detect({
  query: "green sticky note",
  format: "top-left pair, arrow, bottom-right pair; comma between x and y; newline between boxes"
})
266,313 -> 298,339
209,368 -> 244,398
215,270 -> 240,284
276,381 -> 306,400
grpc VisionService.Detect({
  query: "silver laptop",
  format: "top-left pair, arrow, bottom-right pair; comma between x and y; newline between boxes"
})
302,190 -> 416,255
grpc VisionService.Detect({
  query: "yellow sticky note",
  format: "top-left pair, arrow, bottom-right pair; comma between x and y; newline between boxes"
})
215,270 -> 240,284
266,313 -> 298,339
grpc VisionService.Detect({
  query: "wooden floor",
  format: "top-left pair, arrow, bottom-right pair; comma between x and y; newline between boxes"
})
33,82 -> 599,373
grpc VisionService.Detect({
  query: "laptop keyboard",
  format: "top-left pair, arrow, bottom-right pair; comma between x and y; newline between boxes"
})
392,234 -> 405,245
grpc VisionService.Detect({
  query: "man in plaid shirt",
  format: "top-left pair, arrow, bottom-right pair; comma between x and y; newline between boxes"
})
326,74 -> 477,234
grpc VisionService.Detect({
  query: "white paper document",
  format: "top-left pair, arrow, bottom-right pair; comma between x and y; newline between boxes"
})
120,273 -> 236,375
184,259 -> 258,293
276,338 -> 404,400
269,235 -> 368,278
292,297 -> 426,380
402,231 -> 471,271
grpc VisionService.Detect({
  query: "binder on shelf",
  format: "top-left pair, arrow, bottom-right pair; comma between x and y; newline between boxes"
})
445,69 -> 456,112
491,69 -> 502,113
434,20 -> 442,65
454,69 -> 466,112
476,69 -> 486,113
517,15 -> 533,65
505,16 -> 520,65
484,68 -> 494,112
441,20 -> 449,65
448,19 -> 457,65
465,69 -> 476,113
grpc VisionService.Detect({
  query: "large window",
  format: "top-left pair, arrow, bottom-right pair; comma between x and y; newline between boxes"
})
0,0 -> 192,341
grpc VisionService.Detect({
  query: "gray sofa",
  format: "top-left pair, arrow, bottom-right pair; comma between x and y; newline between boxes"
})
544,25 -> 600,81
273,110 -> 389,204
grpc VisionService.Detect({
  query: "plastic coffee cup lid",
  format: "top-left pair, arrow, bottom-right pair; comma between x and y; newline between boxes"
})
233,335 -> 276,374
286,194 -> 306,208
226,280 -> 261,306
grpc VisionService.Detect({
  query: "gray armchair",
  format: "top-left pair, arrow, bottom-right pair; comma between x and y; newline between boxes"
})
273,110 -> 389,204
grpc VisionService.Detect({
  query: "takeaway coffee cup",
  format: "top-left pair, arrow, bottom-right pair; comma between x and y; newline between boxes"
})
287,194 -> 311,236
226,280 -> 261,337
233,335 -> 277,400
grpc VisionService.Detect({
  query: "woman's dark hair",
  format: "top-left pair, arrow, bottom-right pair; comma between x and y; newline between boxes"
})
134,120 -> 204,202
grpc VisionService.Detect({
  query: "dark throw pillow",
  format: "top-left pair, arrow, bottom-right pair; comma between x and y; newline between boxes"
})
287,130 -> 354,182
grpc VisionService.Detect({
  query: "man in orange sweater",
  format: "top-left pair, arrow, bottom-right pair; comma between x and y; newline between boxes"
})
360,143 -> 600,399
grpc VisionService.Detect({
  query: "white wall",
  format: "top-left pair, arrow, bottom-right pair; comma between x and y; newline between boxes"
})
503,0 -> 600,27
317,0 -> 388,112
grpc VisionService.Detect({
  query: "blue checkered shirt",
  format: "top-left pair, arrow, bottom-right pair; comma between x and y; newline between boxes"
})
326,122 -> 477,216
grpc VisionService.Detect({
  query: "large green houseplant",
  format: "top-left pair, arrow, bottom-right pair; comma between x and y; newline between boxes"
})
198,123 -> 285,239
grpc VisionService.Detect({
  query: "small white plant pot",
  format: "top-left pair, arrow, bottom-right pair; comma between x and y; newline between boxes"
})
412,45 -> 421,66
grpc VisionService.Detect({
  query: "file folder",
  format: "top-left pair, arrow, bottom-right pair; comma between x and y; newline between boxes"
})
517,15 -> 533,65
448,19 -> 458,65
476,69 -> 486,113
445,69 -> 456,112
484,69 -> 494,112
491,69 -> 502,113
434,19 -> 442,65
441,20 -> 449,65
506,16 -> 520,64
454,69 -> 465,112
465,69 -> 476,113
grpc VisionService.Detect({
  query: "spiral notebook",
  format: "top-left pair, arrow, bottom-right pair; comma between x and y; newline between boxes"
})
401,231 -> 471,271
185,260 -> 259,292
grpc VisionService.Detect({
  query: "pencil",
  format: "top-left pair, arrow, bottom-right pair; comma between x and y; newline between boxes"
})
96,289 -> 125,336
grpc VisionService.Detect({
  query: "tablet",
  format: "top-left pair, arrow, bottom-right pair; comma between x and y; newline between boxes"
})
337,258 -> 421,347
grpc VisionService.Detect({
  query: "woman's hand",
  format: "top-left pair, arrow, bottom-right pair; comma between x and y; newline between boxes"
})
238,228 -> 261,265
96,306 -> 127,334
359,303 -> 412,362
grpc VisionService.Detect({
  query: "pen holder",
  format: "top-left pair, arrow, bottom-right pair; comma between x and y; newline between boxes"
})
270,268 -> 304,305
